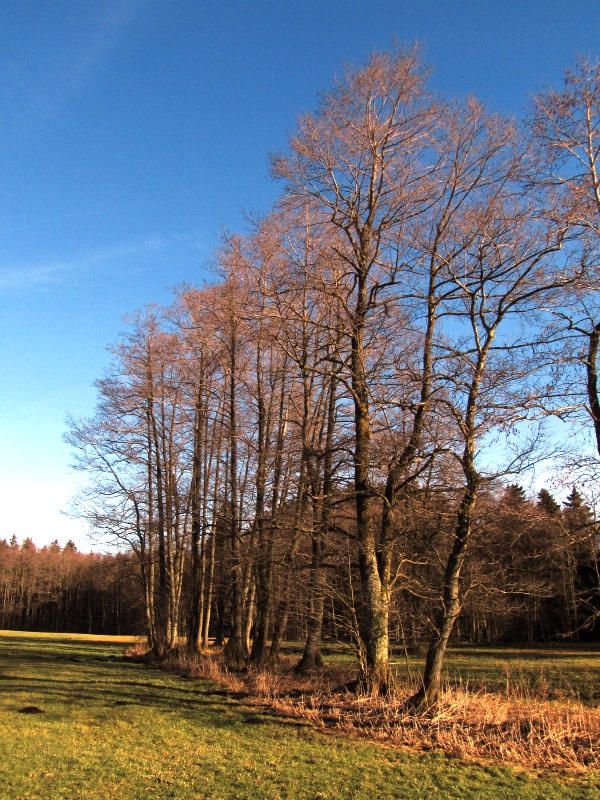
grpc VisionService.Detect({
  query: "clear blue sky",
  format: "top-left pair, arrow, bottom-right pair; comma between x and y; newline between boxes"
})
1,0 -> 598,550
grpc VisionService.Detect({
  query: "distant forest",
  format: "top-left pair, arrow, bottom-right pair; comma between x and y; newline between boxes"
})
1,485 -> 598,650
0,538 -> 144,635
8,48 -> 600,700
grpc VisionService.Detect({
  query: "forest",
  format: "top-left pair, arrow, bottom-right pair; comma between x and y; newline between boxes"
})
0,538 -> 144,635
6,48 -> 600,705
1,485 -> 597,647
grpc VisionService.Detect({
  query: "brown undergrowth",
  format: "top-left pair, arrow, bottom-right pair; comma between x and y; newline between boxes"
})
143,646 -> 600,775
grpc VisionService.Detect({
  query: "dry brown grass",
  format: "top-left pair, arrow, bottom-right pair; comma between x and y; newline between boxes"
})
161,647 -> 600,775
289,686 -> 600,773
123,640 -> 151,660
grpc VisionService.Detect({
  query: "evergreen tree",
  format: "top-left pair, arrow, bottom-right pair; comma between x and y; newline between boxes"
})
537,488 -> 561,516
564,486 -> 586,512
505,484 -> 527,504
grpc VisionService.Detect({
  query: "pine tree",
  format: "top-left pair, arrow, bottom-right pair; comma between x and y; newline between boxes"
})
505,483 -> 527,504
537,488 -> 561,516
564,486 -> 586,511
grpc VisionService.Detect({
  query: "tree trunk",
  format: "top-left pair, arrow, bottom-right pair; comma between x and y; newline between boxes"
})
223,321 -> 249,669
586,322 -> 600,456
417,480 -> 478,705
353,273 -> 390,695
297,368 -> 337,673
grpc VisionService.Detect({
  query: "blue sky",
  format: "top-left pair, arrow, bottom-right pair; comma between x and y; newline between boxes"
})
1,0 -> 598,550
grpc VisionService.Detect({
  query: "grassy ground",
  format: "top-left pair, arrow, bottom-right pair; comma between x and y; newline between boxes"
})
1,631 -> 600,800
392,644 -> 600,704
278,641 -> 600,705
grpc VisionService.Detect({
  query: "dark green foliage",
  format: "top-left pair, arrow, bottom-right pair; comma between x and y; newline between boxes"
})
564,486 -> 587,512
537,488 -> 561,516
505,484 -> 527,504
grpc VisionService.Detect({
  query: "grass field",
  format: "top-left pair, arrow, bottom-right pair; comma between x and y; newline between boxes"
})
279,641 -> 600,704
402,645 -> 600,707
1,631 -> 600,800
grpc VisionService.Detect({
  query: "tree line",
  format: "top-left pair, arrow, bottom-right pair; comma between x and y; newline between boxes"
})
61,48 -> 600,702
2,483 -> 597,663
0,538 -> 144,634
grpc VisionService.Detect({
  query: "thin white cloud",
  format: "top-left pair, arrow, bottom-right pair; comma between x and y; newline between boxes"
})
0,232 -> 210,294
0,263 -> 69,291
55,1 -> 149,101
6,0 -> 150,136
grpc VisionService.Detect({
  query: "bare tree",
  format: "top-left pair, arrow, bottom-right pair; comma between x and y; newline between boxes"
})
66,308 -> 194,655
272,47 -> 444,694
171,287 -> 227,653
531,59 -> 600,456
414,162 -> 571,704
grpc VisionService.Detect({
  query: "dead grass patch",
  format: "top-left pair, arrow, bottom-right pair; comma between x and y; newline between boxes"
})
163,647 -> 600,775
299,686 -> 600,773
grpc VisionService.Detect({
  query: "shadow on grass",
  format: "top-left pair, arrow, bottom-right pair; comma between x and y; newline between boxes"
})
0,633 -> 290,730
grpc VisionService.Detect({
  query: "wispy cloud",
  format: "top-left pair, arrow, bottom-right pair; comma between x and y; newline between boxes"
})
6,0 -> 150,136
0,263 -> 70,292
0,233 -> 210,294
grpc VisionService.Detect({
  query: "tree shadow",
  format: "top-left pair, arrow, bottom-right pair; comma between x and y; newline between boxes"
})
0,634 -> 291,730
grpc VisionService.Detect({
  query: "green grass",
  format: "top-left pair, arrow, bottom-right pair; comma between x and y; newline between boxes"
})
430,644 -> 600,703
1,631 -> 599,799
284,641 -> 600,703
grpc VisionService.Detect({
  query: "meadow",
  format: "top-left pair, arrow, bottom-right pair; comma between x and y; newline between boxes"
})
1,631 -> 600,800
